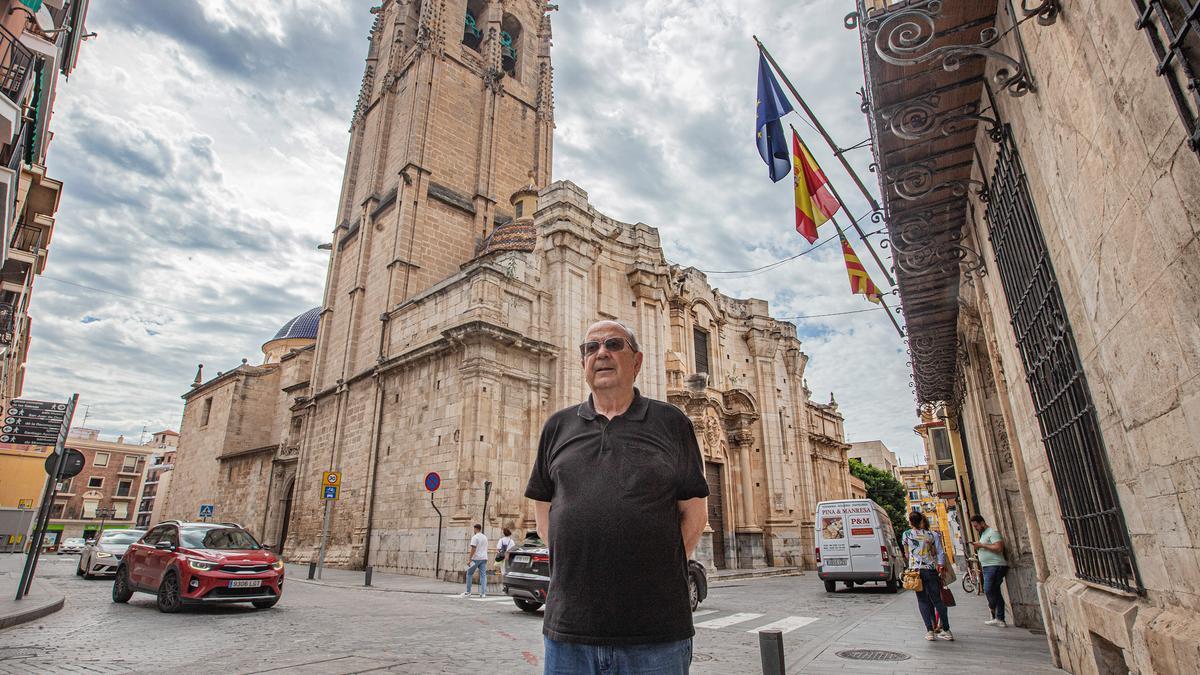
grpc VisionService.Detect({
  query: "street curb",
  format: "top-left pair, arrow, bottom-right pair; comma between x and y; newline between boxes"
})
709,569 -> 804,583
0,584 -> 65,631
288,577 -> 452,596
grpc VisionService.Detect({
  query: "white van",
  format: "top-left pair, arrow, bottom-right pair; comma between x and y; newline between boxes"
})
815,499 -> 903,593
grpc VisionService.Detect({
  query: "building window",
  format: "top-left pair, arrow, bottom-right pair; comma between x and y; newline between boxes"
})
58,478 -> 72,493
200,397 -> 212,426
1134,1 -> 1200,159
49,502 -> 65,519
985,125 -> 1142,594
87,476 -> 103,489
500,13 -> 521,78
693,328 -> 710,375
93,452 -> 109,467
116,479 -> 133,497
121,455 -> 139,472
82,499 -> 98,519
463,0 -> 484,51
113,502 -> 128,519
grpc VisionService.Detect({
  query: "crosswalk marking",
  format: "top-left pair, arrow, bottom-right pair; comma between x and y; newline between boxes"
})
747,615 -> 818,634
691,610 -> 717,618
471,596 -> 513,602
693,612 -> 765,629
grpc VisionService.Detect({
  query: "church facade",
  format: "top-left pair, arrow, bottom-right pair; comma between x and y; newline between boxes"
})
161,0 -> 854,574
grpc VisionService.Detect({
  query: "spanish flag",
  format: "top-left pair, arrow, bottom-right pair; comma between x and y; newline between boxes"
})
793,130 -> 840,243
841,236 -> 882,303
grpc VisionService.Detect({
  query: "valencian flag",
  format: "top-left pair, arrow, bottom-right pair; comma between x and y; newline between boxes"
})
756,53 -> 794,182
841,236 -> 882,303
792,130 -> 841,243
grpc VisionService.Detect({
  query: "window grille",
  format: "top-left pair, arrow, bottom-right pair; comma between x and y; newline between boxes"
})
1134,0 -> 1200,156
984,126 -> 1143,594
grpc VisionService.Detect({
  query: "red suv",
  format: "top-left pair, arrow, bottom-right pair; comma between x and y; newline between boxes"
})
113,521 -> 284,612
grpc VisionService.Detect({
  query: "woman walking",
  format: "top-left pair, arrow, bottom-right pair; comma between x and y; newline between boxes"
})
903,511 -> 954,641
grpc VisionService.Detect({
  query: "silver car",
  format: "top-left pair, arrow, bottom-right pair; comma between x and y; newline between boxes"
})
58,538 -> 86,555
77,529 -> 145,579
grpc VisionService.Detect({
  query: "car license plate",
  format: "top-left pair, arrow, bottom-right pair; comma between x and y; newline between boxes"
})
824,558 -> 848,566
228,579 -> 262,588
512,555 -> 530,565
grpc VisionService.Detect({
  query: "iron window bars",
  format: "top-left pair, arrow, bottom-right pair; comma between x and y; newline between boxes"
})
985,126 -> 1143,594
1135,0 -> 1200,156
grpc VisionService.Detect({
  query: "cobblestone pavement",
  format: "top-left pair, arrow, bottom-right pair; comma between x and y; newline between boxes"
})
1,555 -> 1057,673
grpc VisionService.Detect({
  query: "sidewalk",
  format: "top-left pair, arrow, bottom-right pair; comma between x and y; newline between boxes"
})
791,584 -> 1061,673
286,562 -> 801,594
0,554 -> 66,630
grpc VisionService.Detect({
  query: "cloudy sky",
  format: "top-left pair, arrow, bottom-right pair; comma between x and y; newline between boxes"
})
24,0 -> 924,464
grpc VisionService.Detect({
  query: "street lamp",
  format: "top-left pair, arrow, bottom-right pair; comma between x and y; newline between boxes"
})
94,506 -> 117,542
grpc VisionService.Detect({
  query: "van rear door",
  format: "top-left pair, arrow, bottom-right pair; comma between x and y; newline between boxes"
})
847,510 -> 882,574
818,509 -> 850,572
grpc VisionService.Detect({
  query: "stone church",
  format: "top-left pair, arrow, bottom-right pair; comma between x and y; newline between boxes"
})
160,0 -> 855,574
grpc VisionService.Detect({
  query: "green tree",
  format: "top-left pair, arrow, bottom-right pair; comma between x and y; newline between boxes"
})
849,458 -> 909,544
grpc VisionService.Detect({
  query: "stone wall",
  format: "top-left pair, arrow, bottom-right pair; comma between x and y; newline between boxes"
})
960,1 -> 1200,671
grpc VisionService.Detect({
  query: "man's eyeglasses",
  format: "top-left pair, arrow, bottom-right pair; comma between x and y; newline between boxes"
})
579,337 -> 632,358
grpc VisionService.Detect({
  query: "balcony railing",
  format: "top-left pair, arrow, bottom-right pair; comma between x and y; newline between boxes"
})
0,24 -> 34,105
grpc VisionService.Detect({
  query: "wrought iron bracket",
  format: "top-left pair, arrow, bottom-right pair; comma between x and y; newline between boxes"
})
860,0 -> 1058,98
884,160 -> 989,201
878,96 -> 1003,142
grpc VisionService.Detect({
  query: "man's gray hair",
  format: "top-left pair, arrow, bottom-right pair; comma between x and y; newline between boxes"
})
587,320 -> 640,353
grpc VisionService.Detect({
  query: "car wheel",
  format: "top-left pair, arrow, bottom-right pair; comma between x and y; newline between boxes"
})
688,573 -> 700,612
252,597 -> 280,610
823,580 -> 836,593
112,567 -> 134,604
156,571 -> 184,613
514,598 -> 543,613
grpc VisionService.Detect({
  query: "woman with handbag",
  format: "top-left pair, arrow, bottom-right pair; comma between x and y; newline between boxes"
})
902,511 -> 954,641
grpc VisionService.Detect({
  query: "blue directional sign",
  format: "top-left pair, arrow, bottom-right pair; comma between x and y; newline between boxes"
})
424,472 -> 441,492
199,504 -> 215,518
323,486 -> 339,500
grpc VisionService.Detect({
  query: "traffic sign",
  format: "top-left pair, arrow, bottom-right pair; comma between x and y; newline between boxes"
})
199,504 -> 215,518
323,486 -> 339,500
4,398 -> 67,446
323,471 -> 341,487
43,448 -> 85,479
424,472 -> 441,492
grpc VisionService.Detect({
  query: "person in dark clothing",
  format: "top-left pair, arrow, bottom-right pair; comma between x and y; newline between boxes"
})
525,320 -> 710,675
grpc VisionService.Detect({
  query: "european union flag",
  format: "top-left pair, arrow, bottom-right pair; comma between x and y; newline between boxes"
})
756,52 -> 794,182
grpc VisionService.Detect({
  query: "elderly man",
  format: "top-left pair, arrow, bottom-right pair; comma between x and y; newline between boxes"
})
525,320 -> 709,674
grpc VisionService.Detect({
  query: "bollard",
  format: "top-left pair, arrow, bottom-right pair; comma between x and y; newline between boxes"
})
758,629 -> 785,675
308,561 -> 317,580
365,566 -> 373,586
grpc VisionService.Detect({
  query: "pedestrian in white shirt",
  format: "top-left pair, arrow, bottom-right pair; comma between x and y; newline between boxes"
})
462,524 -> 489,598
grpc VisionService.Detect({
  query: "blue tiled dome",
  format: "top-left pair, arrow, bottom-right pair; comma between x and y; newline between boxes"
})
272,307 -> 320,340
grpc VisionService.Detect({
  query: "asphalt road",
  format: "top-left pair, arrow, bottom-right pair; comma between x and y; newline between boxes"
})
0,555 -> 905,673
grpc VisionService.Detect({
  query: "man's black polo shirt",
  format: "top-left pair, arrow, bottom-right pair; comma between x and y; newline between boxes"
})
524,389 -> 710,645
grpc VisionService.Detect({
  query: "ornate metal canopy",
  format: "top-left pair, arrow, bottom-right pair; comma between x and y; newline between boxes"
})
848,0 -> 1057,405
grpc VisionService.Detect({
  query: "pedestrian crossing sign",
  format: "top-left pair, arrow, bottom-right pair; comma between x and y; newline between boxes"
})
323,486 -> 339,500
199,504 -> 215,518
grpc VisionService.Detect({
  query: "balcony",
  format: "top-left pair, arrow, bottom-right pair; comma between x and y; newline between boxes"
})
0,24 -> 34,144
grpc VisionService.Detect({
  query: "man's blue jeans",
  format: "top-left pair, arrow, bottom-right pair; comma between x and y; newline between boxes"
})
982,565 -> 1009,622
465,558 -> 487,595
543,637 -> 692,674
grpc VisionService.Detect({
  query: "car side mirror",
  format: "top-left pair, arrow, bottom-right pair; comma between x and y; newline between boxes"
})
154,541 -> 175,551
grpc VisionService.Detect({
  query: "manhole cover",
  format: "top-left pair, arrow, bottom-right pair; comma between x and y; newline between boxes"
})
692,653 -> 714,662
836,649 -> 911,662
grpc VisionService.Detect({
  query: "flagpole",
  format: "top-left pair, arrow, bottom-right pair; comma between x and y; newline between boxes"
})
832,219 -> 905,338
762,37 -> 896,289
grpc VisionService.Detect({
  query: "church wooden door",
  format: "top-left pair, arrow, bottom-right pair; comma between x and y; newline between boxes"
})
705,462 -> 726,569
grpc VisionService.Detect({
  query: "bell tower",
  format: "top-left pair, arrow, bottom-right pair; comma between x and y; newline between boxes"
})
312,0 -> 554,393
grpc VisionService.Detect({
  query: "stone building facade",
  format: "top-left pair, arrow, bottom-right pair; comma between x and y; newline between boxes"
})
158,312 -> 316,549
162,0 -> 856,575
856,1 -> 1200,672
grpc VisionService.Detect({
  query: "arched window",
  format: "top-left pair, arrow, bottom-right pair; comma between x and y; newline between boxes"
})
500,13 -> 522,78
463,0 -> 485,52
